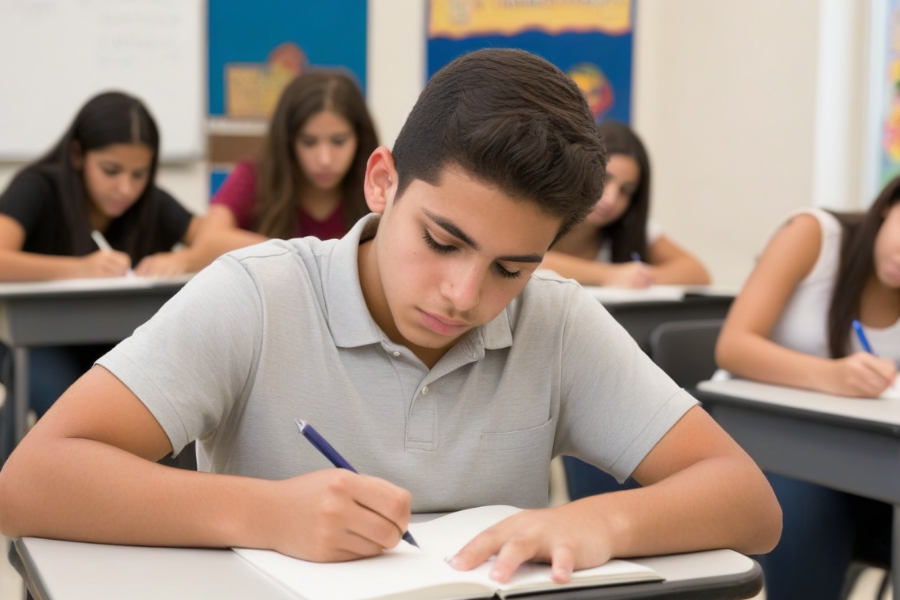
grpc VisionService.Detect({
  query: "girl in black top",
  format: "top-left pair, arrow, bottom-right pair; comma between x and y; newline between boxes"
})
0,92 -> 208,450
0,92 -> 205,278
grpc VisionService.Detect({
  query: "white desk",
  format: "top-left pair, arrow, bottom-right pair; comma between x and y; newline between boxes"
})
10,536 -> 762,600
696,378 -> 900,595
0,275 -> 191,444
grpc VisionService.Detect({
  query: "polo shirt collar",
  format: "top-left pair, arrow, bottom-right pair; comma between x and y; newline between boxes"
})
322,214 -> 514,353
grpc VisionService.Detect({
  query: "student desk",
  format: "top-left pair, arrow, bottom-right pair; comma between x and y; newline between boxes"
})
696,378 -> 900,595
9,536 -> 763,600
588,286 -> 734,354
0,276 -> 191,444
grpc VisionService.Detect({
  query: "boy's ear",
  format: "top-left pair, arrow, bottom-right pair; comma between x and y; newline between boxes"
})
364,146 -> 398,215
69,140 -> 84,170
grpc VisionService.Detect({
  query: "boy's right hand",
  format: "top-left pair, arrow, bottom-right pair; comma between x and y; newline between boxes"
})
824,352 -> 897,398
264,469 -> 412,562
79,250 -> 132,278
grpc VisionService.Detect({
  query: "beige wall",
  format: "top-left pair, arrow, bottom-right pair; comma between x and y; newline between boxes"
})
633,0 -> 823,288
0,0 -> 875,290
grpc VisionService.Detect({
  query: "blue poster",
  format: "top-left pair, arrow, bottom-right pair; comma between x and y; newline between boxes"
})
208,1 -> 367,118
428,0 -> 633,124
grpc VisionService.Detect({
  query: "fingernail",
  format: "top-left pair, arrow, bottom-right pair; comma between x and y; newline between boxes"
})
490,566 -> 504,580
446,555 -> 461,569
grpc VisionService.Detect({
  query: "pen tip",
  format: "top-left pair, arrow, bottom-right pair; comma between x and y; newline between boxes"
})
294,419 -> 307,432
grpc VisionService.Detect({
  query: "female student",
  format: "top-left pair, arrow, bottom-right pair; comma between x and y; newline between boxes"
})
0,91 -> 206,427
716,178 -> 900,599
203,69 -> 378,250
541,120 -> 710,288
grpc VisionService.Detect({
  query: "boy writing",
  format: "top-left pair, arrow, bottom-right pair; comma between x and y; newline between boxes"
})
0,49 -> 780,583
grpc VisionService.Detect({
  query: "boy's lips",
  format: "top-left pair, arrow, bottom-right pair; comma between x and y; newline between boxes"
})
418,309 -> 469,336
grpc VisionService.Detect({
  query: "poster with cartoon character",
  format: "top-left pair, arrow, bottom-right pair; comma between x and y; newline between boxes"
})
427,0 -> 633,124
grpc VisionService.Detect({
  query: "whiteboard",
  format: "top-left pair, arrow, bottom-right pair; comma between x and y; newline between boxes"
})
0,0 -> 205,162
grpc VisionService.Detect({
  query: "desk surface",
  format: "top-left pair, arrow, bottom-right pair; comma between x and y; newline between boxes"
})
0,274 -> 192,299
698,378 -> 900,435
12,537 -> 762,600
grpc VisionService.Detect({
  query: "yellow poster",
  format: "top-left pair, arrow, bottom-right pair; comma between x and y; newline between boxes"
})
429,0 -> 631,39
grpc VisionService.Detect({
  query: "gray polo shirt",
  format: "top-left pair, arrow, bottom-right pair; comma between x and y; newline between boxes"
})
98,215 -> 696,511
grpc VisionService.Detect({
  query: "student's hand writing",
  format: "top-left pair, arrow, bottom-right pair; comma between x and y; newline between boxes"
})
133,252 -> 190,277
605,262 -> 654,288
823,352 -> 897,398
265,469 -> 412,562
448,502 -> 613,584
79,249 -> 131,278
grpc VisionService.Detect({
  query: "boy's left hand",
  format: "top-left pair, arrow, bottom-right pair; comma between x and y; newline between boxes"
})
447,502 -> 615,584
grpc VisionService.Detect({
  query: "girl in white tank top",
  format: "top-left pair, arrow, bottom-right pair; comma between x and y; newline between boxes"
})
718,185 -> 900,397
716,177 -> 900,600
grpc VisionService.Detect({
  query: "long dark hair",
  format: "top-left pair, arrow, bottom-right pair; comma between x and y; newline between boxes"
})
596,120 -> 651,262
21,91 -> 161,261
828,175 -> 900,357
255,70 -> 378,239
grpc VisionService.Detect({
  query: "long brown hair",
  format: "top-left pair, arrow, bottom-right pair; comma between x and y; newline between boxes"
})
596,120 -> 651,263
18,91 -> 160,262
254,70 -> 378,239
828,175 -> 900,357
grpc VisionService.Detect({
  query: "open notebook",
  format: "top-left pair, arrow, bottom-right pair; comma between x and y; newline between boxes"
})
234,505 -> 662,600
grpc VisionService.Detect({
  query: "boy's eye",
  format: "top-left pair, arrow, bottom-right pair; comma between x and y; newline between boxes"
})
299,138 -> 317,147
101,167 -> 120,176
494,263 -> 522,280
422,230 -> 457,254
331,136 -> 348,145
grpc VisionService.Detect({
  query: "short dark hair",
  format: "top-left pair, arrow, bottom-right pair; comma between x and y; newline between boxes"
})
392,49 -> 607,239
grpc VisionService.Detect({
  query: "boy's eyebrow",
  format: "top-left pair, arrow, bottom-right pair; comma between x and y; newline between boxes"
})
422,209 -> 545,263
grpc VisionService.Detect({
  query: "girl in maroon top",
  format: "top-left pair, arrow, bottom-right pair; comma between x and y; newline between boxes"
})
207,70 -> 378,243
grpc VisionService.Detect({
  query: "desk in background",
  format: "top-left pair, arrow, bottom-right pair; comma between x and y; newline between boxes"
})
0,276 -> 191,445
587,285 -> 734,354
696,378 -> 900,596
11,536 -> 762,600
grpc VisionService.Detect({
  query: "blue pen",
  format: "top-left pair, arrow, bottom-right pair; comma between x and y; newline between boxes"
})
631,251 -> 642,262
295,419 -> 419,548
852,319 -> 875,355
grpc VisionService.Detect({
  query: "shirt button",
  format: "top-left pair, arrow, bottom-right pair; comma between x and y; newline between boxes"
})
421,386 -> 429,395
392,351 -> 400,357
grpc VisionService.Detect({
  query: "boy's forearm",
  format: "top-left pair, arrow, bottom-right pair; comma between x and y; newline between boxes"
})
0,436 -> 269,549
584,455 -> 781,558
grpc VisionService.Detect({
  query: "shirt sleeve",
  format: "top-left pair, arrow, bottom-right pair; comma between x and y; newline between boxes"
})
210,161 -> 258,230
96,255 -> 263,455
153,187 -> 194,248
555,288 -> 698,481
0,169 -> 56,239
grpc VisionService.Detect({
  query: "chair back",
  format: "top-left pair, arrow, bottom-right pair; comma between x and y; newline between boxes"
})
649,319 -> 723,389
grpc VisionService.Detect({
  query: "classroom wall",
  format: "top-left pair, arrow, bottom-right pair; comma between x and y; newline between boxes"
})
0,0 -> 876,290
637,0 -> 873,289
633,0 -> 823,289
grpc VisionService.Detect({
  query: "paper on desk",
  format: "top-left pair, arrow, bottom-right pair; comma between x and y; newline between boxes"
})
880,381 -> 900,400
